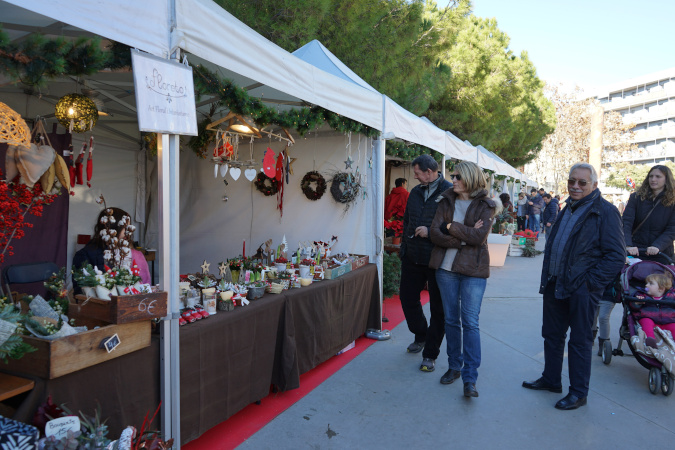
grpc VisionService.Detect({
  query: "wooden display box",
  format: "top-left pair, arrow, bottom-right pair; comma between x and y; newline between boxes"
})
74,291 -> 167,324
2,314 -> 150,379
350,255 -> 369,271
324,263 -> 352,280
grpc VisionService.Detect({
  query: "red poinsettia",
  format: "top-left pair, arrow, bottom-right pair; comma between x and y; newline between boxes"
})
1,169 -> 58,264
384,219 -> 403,237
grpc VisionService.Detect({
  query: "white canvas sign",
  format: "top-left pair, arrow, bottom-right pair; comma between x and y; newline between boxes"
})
131,50 -> 198,135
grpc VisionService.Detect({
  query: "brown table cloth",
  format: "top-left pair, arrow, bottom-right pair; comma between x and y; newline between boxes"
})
1,264 -> 379,445
180,264 -> 380,444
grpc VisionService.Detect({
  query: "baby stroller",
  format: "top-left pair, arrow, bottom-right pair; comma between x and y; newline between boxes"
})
608,249 -> 675,396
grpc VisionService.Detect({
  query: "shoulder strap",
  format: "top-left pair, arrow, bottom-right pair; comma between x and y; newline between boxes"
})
632,199 -> 661,237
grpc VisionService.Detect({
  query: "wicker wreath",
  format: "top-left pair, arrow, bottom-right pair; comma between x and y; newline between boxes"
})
300,171 -> 327,201
254,172 -> 280,196
330,172 -> 360,204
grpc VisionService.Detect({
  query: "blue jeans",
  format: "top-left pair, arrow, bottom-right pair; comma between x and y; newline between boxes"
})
436,269 -> 487,383
528,214 -> 541,232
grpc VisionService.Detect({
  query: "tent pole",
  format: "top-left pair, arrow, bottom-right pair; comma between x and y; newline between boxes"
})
158,133 -> 181,446
366,134 -> 391,341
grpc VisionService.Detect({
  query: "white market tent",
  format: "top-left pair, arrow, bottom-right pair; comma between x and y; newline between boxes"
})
1,0 -> 537,445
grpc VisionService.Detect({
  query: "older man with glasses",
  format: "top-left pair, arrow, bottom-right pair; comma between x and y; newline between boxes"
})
522,163 -> 625,410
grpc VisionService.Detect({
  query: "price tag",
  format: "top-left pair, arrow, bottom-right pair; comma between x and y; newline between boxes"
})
101,334 -> 121,353
45,416 -> 81,438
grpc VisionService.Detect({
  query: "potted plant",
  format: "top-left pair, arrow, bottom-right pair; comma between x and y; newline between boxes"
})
275,256 -> 288,274
72,263 -> 100,298
384,219 -> 403,245
246,280 -> 266,300
299,258 -> 315,278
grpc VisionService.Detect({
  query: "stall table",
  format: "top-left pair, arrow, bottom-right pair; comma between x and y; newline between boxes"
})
0,264 -> 380,446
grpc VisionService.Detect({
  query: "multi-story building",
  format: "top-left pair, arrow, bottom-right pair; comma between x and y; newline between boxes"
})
595,67 -> 675,165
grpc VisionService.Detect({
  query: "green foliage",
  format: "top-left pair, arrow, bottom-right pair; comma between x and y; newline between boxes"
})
383,251 -> 401,299
0,27 -> 131,88
72,263 -> 100,287
521,243 -> 543,257
0,304 -> 36,363
428,16 -> 555,166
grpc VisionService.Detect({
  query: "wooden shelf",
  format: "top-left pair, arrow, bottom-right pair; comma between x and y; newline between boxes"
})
0,373 -> 35,401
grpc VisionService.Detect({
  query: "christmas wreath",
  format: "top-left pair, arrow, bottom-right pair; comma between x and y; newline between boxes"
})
254,172 -> 280,196
300,171 -> 327,201
330,172 -> 360,204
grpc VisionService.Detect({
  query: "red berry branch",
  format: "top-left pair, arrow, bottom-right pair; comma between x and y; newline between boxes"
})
0,168 -> 58,264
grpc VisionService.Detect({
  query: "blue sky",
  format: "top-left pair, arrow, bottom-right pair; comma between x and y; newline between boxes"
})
436,0 -> 675,93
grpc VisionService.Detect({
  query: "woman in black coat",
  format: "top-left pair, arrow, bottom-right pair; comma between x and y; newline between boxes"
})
624,165 -> 675,258
597,165 -> 675,354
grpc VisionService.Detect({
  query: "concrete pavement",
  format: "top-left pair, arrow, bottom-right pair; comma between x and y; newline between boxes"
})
240,238 -> 675,449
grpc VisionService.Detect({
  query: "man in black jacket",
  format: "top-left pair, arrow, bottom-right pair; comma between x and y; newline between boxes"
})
541,193 -> 559,241
400,154 -> 451,373
522,163 -> 625,410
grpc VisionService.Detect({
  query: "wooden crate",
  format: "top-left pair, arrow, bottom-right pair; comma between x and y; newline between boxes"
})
324,263 -> 352,280
2,315 -> 150,379
74,291 -> 167,324
350,255 -> 369,271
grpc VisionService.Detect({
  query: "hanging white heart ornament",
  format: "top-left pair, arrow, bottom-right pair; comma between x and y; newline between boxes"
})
244,168 -> 256,181
220,164 -> 228,177
229,167 -> 241,180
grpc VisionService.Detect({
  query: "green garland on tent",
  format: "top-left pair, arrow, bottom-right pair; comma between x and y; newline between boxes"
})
0,27 -> 131,88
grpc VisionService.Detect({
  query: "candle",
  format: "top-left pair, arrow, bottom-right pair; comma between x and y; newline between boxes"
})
243,239 -> 246,258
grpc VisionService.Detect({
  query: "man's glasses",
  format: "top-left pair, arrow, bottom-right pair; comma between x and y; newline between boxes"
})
450,174 -> 462,181
567,178 -> 589,187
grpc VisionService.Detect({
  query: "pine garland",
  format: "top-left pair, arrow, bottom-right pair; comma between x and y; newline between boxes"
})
0,28 -> 131,88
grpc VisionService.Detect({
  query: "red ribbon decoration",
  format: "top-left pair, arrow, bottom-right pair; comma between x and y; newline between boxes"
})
275,151 -> 285,217
86,136 -> 94,187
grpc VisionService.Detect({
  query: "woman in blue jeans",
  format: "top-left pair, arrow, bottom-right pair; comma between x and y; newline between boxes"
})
429,161 -> 499,398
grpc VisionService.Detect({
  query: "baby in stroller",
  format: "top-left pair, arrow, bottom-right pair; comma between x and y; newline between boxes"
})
631,272 -> 675,351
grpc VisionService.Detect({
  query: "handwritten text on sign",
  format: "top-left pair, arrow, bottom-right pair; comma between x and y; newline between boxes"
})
45,416 -> 81,438
138,297 -> 157,315
131,50 -> 197,135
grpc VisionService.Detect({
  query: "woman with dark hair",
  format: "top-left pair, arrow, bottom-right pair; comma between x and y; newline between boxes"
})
516,192 -> 528,231
596,164 -> 675,353
499,193 -> 514,225
429,161 -> 500,398
72,207 -> 151,293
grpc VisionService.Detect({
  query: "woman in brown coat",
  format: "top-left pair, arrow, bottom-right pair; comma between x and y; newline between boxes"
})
429,161 -> 499,398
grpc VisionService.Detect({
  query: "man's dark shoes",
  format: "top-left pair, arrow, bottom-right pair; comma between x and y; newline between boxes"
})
522,377 -> 563,393
554,393 -> 587,410
407,341 -> 425,354
463,382 -> 479,397
419,358 -> 435,372
440,369 -> 461,384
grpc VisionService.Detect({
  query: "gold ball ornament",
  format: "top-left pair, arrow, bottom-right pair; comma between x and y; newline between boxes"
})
55,94 -> 98,133
0,101 -> 31,147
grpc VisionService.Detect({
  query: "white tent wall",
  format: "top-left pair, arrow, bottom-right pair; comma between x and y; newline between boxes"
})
66,137 -> 143,274
145,135 -> 376,273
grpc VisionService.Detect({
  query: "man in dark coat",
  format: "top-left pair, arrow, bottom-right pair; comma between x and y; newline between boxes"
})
522,163 -> 625,410
541,193 -> 559,241
400,154 -> 451,373
526,188 -> 545,232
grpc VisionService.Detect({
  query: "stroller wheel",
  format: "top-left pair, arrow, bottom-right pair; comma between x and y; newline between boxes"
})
662,371 -> 674,397
649,367 -> 661,395
602,340 -> 613,365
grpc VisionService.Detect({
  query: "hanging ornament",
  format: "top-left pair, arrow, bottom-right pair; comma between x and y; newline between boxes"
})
229,166 -> 241,181
276,151 -> 285,217
86,136 -> 94,187
300,171 -> 327,201
263,147 -> 276,178
0,101 -> 31,147
344,156 -> 353,169
254,172 -> 280,196
55,94 -> 98,133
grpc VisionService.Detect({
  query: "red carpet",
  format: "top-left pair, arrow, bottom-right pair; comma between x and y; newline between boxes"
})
184,291 -> 429,449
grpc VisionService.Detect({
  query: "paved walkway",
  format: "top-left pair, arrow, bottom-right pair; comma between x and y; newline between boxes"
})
240,239 -> 675,449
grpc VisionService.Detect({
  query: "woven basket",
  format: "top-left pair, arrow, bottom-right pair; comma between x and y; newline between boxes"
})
0,102 -> 31,147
